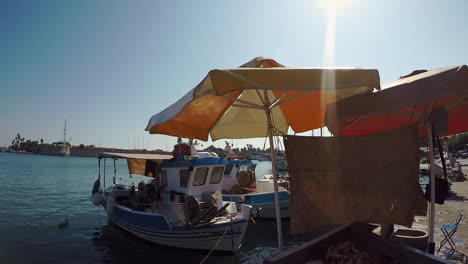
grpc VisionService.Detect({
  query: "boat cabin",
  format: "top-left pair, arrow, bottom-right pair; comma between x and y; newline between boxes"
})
159,156 -> 229,203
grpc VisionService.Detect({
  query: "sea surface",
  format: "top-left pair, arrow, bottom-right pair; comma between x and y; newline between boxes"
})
0,153 -> 317,264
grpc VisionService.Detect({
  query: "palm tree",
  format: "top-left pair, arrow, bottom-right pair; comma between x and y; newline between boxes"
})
14,134 -> 20,150
11,133 -> 25,151
19,137 -> 24,151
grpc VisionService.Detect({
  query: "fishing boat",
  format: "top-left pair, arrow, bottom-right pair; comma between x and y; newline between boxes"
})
91,146 -> 252,252
221,157 -> 290,218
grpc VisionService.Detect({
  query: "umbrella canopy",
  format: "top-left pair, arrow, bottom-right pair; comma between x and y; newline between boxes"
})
146,57 -> 381,141
145,57 -> 381,251
325,65 -> 468,137
324,65 -> 468,254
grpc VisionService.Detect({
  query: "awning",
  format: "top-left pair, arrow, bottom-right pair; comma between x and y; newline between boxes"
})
99,152 -> 173,177
99,152 -> 173,160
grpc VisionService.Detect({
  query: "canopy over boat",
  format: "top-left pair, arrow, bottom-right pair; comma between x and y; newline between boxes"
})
99,152 -> 173,178
99,152 -> 173,160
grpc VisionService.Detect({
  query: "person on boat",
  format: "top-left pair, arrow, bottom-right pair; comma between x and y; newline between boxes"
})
155,171 -> 162,202
129,182 -> 136,208
135,182 -> 147,209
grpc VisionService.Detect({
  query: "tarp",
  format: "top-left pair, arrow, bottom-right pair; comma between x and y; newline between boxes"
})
324,65 -> 468,249
100,152 -> 172,177
284,125 -> 427,234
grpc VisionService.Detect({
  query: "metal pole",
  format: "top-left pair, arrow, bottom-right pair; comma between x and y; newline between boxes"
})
426,121 -> 436,254
265,108 -> 283,252
103,158 -> 106,190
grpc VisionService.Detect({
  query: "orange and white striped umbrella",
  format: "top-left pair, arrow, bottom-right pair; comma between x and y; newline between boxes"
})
145,57 -> 381,141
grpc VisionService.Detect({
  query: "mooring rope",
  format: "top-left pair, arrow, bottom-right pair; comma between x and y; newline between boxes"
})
0,196 -> 90,231
199,220 -> 233,264
230,216 -> 239,264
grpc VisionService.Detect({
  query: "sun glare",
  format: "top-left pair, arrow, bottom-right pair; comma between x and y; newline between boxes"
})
320,0 -> 353,135
323,5 -> 336,67
321,0 -> 352,66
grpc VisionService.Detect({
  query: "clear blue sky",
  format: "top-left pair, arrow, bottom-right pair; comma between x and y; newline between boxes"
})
1,0 -> 466,151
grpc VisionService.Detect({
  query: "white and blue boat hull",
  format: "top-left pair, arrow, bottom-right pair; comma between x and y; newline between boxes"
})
103,199 -> 251,252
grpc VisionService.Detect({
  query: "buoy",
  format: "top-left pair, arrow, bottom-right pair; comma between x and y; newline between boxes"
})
237,171 -> 251,187
58,217 -> 69,229
91,192 -> 104,206
91,178 -> 100,195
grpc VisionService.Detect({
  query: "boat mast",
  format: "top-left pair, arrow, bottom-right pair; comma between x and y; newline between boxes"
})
63,119 -> 70,156
64,119 -> 67,146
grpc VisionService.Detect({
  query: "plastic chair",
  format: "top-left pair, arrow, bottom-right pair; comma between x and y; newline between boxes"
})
437,211 -> 463,255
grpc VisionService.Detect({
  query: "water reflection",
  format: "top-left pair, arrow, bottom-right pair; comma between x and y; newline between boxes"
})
91,218 -> 319,264
92,219 -> 238,264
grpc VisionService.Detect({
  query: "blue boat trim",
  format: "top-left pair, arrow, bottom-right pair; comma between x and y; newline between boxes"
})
222,191 -> 290,204
160,157 -> 229,168
110,216 -> 244,241
108,202 -> 247,237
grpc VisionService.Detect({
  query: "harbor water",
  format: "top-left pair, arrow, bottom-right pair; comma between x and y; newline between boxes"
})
0,153 -> 316,264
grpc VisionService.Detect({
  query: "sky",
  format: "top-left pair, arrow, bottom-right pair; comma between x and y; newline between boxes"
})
1,0 -> 467,151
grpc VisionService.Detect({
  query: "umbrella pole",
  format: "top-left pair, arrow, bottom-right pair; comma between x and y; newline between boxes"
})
426,121 -> 436,254
266,109 -> 284,252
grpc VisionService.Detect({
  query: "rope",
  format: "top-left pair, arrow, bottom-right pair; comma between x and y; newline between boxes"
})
230,217 -> 235,252
230,216 -> 239,264
113,158 -> 117,184
98,158 -> 101,180
0,196 -> 90,231
199,219 -> 233,264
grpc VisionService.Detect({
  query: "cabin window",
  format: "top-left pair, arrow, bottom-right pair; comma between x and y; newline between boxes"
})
193,167 -> 209,186
161,170 -> 168,187
180,169 -> 190,187
210,167 -> 224,184
224,164 -> 234,176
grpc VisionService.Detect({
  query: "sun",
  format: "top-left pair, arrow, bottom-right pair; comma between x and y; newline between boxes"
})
322,0 -> 352,12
